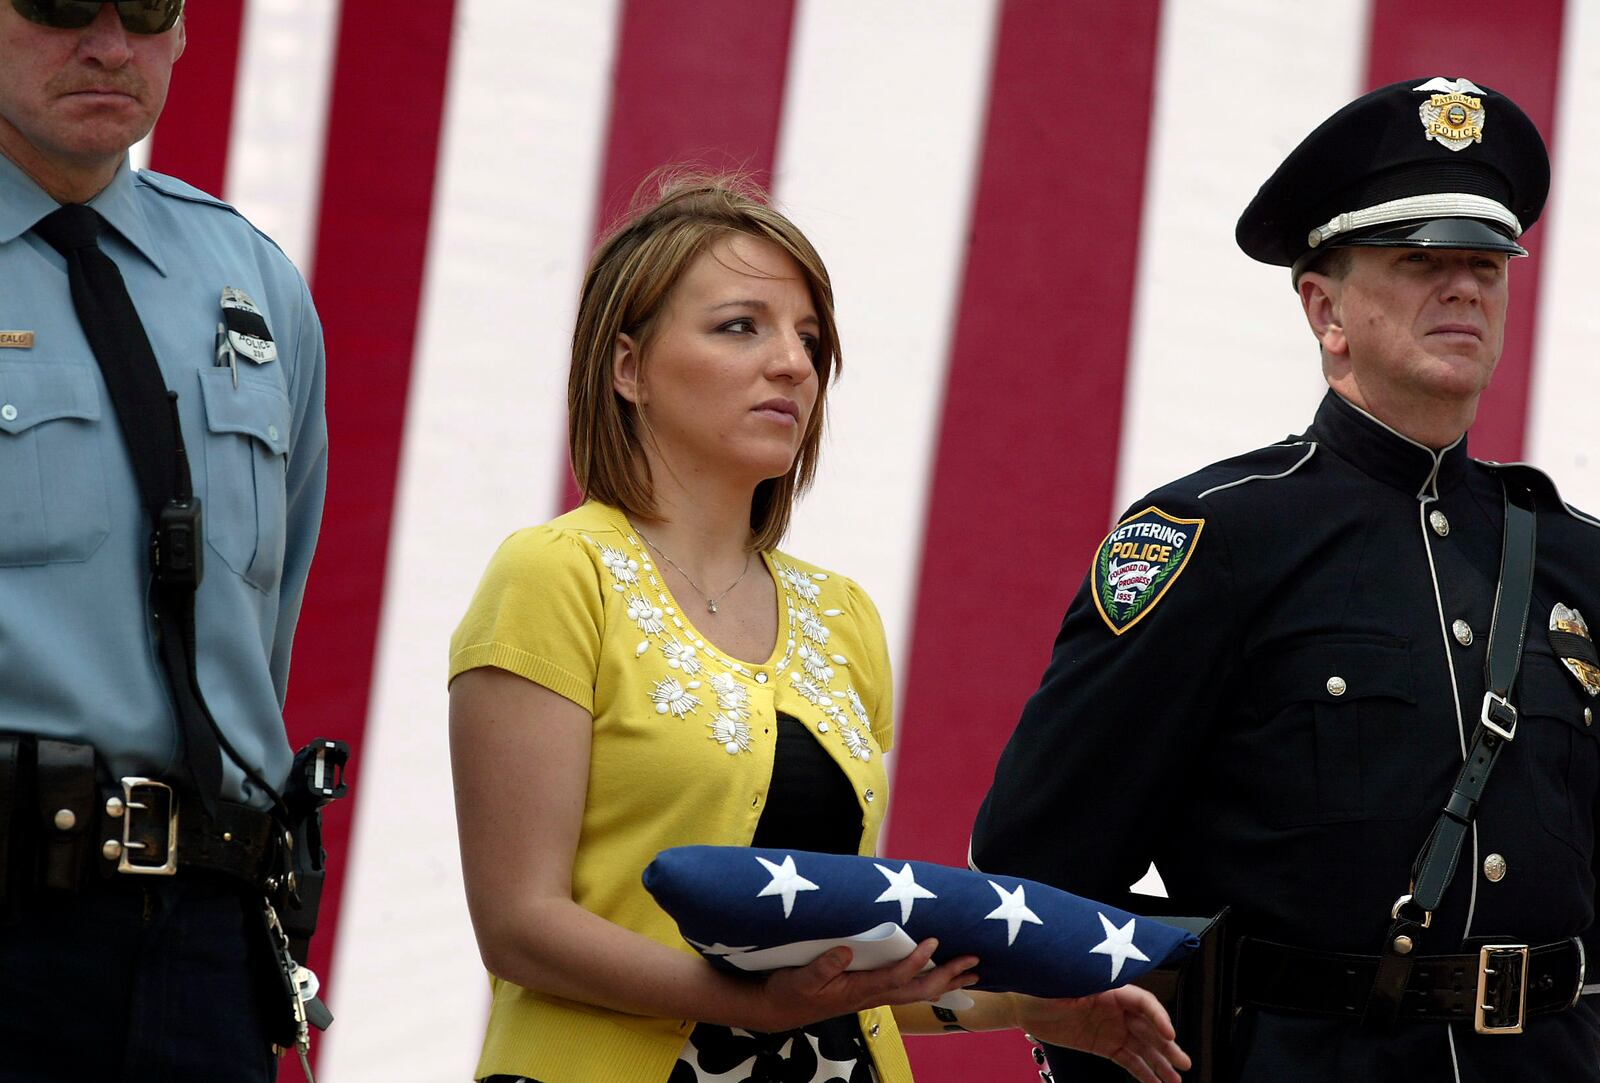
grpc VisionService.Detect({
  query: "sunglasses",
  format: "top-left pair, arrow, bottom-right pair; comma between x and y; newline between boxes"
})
11,0 -> 183,34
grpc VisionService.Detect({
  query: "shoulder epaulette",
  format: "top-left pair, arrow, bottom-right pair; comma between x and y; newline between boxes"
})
135,170 -> 298,264
1479,460 -> 1600,529
135,170 -> 239,214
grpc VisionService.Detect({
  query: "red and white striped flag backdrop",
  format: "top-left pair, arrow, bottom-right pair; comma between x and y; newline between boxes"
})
143,1 -> 1598,1079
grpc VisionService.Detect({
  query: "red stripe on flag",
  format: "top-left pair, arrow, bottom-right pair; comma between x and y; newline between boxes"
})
146,0 -> 245,196
1364,1 -> 1566,462
559,0 -> 797,510
889,0 -> 1162,1077
288,0 -> 458,1049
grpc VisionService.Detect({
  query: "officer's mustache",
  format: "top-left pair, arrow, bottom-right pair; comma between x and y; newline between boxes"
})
49,70 -> 146,101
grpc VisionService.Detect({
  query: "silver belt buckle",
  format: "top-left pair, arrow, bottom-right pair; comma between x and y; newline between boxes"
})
115,777 -> 178,876
1475,943 -> 1529,1034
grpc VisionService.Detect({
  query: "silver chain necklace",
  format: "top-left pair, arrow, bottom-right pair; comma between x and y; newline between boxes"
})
634,527 -> 753,614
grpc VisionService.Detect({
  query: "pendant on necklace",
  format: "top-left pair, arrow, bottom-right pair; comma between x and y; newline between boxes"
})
707,601 -> 719,614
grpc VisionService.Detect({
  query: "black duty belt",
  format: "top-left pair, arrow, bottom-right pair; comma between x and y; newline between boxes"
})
1,735 -> 281,904
1238,936 -> 1585,1035
97,776 -> 278,883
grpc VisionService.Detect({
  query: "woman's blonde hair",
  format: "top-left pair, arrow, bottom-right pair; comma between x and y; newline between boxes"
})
568,172 -> 840,552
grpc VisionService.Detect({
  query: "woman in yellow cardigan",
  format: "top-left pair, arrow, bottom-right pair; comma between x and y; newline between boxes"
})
448,176 -> 1190,1083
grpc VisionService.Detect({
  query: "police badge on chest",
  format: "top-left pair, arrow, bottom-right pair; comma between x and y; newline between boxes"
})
1549,603 -> 1600,697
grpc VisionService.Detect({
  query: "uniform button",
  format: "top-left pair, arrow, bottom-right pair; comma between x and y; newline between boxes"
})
1326,676 -> 1347,696
1452,619 -> 1474,647
53,808 -> 75,831
1483,853 -> 1507,882
817,721 -> 829,733
755,672 -> 768,684
0,403 -> 15,422
864,789 -> 874,804
266,424 -> 280,442
1429,509 -> 1450,536
869,1022 -> 880,1038
1586,708 -> 1593,727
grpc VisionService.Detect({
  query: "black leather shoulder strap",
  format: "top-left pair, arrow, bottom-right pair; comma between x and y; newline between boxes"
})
1362,478 -> 1537,1028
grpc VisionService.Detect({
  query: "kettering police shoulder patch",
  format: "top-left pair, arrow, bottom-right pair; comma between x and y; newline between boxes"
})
1093,507 -> 1204,635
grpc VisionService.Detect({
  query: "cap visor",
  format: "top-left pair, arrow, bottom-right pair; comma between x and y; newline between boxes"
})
1335,216 -> 1527,256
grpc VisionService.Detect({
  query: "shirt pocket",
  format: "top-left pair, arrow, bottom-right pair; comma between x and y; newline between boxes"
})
1250,634 -> 1419,827
0,363 -> 110,566
197,368 -> 290,593
1520,647 -> 1599,860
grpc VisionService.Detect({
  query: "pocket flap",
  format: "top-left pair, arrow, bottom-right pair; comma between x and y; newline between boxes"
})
198,368 -> 290,455
1517,648 -> 1596,734
1253,635 -> 1416,709
0,364 -> 101,434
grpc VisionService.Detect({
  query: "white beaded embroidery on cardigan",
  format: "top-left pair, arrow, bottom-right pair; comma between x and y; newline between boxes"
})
583,529 -> 876,761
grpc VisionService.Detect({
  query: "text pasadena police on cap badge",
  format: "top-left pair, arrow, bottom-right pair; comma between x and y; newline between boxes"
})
1415,77 -> 1487,151
1092,507 -> 1203,635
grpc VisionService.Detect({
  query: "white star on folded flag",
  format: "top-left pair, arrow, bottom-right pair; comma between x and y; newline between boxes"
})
983,880 -> 1043,946
755,854 -> 819,918
1089,911 -> 1150,981
873,861 -> 938,923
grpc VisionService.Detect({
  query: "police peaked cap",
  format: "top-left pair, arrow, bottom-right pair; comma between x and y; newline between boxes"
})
1236,77 -> 1549,278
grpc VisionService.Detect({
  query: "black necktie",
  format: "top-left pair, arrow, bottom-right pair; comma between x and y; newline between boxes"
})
32,204 -> 224,809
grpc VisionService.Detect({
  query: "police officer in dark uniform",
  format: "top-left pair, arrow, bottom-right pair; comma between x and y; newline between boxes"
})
971,78 -> 1600,1082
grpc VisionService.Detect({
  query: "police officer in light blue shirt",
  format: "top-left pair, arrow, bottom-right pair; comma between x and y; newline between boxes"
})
0,2 -> 328,1080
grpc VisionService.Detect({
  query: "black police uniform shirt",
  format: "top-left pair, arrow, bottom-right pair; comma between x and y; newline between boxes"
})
972,390 -> 1600,1081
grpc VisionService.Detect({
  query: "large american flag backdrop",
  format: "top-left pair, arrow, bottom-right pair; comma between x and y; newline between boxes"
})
140,1 -> 1600,1079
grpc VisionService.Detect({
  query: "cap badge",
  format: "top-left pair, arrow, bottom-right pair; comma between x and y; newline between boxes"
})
1549,603 -> 1600,697
1414,77 -> 1486,152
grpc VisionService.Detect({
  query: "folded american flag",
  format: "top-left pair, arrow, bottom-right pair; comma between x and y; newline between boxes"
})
643,846 -> 1198,998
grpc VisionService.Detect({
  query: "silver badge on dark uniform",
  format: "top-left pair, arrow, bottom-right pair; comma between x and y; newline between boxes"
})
1549,603 -> 1600,697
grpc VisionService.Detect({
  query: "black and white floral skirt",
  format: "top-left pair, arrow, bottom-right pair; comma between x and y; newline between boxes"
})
483,1014 -> 875,1083
668,1016 -> 875,1083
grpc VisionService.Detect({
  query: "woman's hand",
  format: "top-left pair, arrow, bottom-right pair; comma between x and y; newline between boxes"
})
753,939 -> 980,1033
1011,986 -> 1190,1083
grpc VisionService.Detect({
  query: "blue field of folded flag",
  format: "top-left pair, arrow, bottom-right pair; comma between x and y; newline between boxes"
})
644,846 -> 1198,998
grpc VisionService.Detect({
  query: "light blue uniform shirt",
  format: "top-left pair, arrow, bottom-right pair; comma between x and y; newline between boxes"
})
0,154 -> 328,807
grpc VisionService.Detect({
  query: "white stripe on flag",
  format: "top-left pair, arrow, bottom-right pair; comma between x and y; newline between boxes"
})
1114,0 -> 1371,512
319,2 -> 621,1080
1529,0 -> 1600,515
225,0 -> 344,270
774,0 -> 1001,692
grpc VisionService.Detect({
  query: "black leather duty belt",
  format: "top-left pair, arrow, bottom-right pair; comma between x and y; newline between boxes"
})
0,735 -> 280,902
98,776 -> 278,883
1236,936 -> 1586,1035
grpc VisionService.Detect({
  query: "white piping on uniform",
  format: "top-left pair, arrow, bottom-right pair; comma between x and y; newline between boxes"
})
1196,443 -> 1318,499
1583,984 -> 1600,997
1445,1024 -> 1463,1083
1417,498 -> 1480,941
966,837 -> 980,873
1576,939 -> 1589,1007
